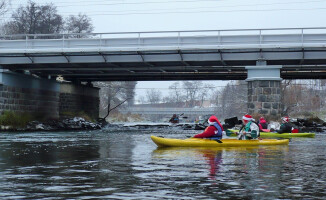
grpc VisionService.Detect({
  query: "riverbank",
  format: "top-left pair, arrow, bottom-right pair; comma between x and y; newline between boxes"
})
0,117 -> 102,132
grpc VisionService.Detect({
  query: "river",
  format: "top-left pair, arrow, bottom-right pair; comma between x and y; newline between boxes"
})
0,127 -> 325,199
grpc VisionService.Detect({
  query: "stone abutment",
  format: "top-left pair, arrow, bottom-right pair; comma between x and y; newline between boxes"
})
0,70 -> 99,120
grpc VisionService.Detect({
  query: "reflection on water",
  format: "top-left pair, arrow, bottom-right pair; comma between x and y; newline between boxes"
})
152,146 -> 289,181
0,130 -> 325,199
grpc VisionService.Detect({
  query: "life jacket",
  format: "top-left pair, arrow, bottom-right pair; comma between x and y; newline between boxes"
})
260,122 -> 268,129
240,121 -> 260,137
209,122 -> 223,139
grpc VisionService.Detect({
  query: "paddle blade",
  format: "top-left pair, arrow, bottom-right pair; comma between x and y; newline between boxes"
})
226,129 -> 233,136
215,139 -> 223,143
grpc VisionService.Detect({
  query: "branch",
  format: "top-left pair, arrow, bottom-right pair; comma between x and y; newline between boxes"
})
103,97 -> 130,119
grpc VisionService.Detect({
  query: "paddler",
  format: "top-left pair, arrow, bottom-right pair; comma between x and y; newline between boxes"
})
258,116 -> 268,131
236,114 -> 260,140
277,116 -> 298,133
169,114 -> 179,123
193,115 -> 224,139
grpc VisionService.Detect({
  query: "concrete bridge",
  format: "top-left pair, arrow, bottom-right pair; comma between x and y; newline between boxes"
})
2,27 -> 326,118
1,27 -> 326,81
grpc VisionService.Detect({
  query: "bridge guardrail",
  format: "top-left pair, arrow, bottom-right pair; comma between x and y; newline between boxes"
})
2,27 -> 326,51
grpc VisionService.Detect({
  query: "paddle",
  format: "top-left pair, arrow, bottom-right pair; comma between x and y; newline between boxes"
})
226,129 -> 236,137
178,113 -> 188,119
211,138 -> 223,143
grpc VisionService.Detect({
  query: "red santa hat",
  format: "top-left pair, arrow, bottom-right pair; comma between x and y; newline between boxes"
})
242,114 -> 253,121
208,115 -> 224,131
282,116 -> 290,122
208,115 -> 218,123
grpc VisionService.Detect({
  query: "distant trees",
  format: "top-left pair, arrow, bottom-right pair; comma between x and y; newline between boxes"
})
3,1 -> 93,36
282,80 -> 326,116
0,0 -> 10,16
4,1 -> 63,34
146,89 -> 162,104
218,81 -> 247,118
65,13 -> 94,37
168,82 -> 184,103
182,81 -> 203,107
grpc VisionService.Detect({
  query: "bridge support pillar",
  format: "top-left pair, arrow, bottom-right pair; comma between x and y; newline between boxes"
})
0,69 -> 99,120
245,65 -> 282,118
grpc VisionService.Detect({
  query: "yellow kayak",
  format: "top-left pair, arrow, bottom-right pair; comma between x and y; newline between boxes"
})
151,135 -> 289,147
226,129 -> 315,138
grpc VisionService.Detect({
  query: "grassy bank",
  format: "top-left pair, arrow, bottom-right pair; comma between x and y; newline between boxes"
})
0,111 -> 34,128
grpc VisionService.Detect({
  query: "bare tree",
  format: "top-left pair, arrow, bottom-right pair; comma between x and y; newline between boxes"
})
168,82 -> 184,103
198,83 -> 213,107
182,81 -> 203,107
0,0 -> 10,16
219,81 -> 247,119
94,82 -> 128,117
64,13 -> 94,37
137,95 -> 147,104
282,80 -> 324,115
4,1 -> 63,34
146,89 -> 162,104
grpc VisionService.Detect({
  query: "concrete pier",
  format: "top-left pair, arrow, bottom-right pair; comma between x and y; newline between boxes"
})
246,65 -> 283,118
0,70 -> 99,119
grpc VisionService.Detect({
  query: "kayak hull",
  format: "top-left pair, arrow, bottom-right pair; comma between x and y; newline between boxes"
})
151,135 -> 289,147
227,129 -> 315,138
260,132 -> 315,138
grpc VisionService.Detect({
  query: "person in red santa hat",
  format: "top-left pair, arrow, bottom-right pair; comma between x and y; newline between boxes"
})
193,115 -> 224,139
277,116 -> 298,133
258,116 -> 268,130
236,114 -> 260,140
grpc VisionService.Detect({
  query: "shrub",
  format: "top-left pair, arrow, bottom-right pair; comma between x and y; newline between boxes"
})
0,111 -> 34,128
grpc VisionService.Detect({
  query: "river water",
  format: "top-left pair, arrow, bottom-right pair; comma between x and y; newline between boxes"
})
0,127 -> 325,199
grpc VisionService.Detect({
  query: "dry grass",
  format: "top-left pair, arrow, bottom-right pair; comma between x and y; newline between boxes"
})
107,112 -> 144,122
0,111 -> 34,128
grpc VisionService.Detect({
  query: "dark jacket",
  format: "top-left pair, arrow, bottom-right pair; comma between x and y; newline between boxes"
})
277,122 -> 294,133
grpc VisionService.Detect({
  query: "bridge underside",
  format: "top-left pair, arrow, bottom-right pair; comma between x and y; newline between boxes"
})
2,48 -> 326,81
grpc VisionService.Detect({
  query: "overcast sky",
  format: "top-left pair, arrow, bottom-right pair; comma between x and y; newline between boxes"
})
2,0 -> 325,100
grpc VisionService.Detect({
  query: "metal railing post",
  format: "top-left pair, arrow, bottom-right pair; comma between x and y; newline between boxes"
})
138,33 -> 141,47
178,31 -> 180,47
99,33 -> 102,47
301,28 -> 304,47
62,34 -> 65,48
259,29 -> 262,45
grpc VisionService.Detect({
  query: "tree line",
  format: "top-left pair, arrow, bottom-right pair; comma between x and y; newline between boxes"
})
140,79 -> 326,120
0,0 -> 93,35
138,80 -> 247,118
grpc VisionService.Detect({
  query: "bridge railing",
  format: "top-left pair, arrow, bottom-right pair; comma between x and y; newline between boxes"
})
2,27 -> 326,51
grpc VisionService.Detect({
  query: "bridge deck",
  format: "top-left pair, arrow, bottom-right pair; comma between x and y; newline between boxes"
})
1,28 -> 326,81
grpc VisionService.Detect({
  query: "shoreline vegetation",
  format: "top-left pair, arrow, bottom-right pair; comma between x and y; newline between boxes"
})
0,111 -> 102,132
0,111 -> 145,132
